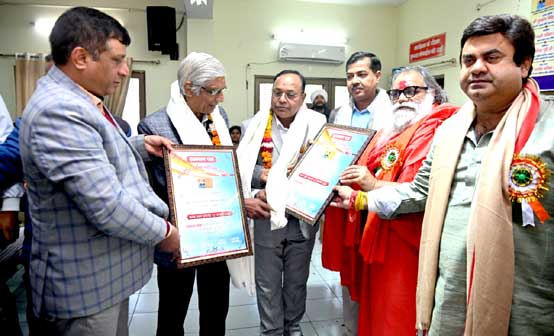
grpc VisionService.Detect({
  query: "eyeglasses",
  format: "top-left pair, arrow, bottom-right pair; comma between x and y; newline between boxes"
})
387,86 -> 428,102
272,90 -> 300,100
201,86 -> 226,96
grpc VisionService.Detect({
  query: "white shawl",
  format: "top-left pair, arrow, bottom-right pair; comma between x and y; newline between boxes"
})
165,81 -> 231,145
333,88 -> 392,131
165,80 -> 258,291
227,106 -> 326,295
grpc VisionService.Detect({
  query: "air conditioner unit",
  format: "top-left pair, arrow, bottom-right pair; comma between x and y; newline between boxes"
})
278,42 -> 345,64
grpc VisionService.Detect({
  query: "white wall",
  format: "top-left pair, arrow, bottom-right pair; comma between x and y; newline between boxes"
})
191,0 -> 398,124
395,0 -> 532,106
0,0 -> 398,125
0,0 -> 187,120
0,0 -> 531,123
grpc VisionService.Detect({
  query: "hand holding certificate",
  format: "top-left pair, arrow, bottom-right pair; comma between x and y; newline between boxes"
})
164,145 -> 252,267
285,124 -> 376,224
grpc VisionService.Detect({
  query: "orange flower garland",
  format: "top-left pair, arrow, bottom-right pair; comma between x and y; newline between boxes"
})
207,114 -> 221,146
260,111 -> 273,169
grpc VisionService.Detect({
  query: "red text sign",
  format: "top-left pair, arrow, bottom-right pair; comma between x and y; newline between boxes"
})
409,33 -> 446,63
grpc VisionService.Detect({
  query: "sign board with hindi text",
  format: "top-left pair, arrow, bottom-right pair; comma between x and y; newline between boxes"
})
409,33 -> 446,63
532,0 -> 554,91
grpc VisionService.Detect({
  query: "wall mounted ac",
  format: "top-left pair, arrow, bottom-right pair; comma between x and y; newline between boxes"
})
278,42 -> 345,64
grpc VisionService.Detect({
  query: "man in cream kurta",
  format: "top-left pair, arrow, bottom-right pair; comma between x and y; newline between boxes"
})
240,70 -> 325,336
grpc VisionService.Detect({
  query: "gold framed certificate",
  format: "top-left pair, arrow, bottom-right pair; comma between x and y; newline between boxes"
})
164,145 -> 252,267
286,124 -> 376,225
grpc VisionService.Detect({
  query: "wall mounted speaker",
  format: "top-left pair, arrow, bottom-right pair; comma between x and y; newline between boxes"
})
146,6 -> 176,53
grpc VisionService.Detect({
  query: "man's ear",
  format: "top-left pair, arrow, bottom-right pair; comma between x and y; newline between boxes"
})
520,57 -> 532,79
183,80 -> 194,96
70,47 -> 89,71
375,70 -> 382,82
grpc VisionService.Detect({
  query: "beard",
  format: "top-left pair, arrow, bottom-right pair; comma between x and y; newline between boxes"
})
391,94 -> 434,132
376,94 -> 434,148
392,107 -> 418,132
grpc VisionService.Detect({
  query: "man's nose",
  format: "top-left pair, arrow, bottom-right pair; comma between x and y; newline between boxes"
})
397,91 -> 410,104
470,58 -> 487,75
119,62 -> 129,77
216,92 -> 224,103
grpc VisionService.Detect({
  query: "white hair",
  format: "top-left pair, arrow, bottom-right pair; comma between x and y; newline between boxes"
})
391,65 -> 447,104
177,52 -> 226,96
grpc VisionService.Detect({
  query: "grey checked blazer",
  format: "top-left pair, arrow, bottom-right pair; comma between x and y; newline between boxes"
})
19,66 -> 169,319
137,107 -> 183,268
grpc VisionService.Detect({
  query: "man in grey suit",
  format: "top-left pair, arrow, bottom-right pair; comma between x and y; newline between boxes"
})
138,52 -> 271,336
19,7 -> 179,336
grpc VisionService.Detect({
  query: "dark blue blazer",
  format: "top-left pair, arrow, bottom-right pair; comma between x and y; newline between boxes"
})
0,118 -> 22,190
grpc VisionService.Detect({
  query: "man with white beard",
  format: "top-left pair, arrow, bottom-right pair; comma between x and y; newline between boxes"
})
376,69 -> 440,148
327,66 -> 457,335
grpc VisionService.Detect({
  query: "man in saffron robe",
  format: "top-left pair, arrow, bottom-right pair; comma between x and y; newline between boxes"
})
323,65 -> 457,335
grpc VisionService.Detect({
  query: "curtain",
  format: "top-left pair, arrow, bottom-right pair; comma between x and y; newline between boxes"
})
15,54 -> 46,117
105,57 -> 133,117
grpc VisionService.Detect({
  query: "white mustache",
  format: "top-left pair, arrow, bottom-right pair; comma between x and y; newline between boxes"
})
393,102 -> 418,113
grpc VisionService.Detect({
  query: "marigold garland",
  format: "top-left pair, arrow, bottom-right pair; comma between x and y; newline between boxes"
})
260,111 -> 273,169
207,114 -> 221,146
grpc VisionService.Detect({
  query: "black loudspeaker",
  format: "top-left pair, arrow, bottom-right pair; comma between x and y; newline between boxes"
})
146,6 -> 176,53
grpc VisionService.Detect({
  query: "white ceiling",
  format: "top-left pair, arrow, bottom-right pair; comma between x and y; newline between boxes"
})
297,0 -> 407,6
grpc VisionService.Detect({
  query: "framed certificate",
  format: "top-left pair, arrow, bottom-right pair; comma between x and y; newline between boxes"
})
286,124 -> 376,225
164,145 -> 252,267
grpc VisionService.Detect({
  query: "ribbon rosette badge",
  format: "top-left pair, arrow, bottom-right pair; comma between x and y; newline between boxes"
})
508,154 -> 550,223
380,145 -> 401,171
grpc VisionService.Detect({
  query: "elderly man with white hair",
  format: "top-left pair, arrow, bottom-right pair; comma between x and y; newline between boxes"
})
138,52 -> 271,336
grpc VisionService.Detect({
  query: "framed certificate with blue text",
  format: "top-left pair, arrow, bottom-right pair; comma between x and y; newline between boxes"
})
164,145 -> 252,267
286,124 -> 376,225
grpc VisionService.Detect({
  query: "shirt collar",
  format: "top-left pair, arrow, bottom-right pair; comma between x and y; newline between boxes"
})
351,88 -> 382,114
76,84 -> 104,114
352,104 -> 369,114
466,124 -> 495,146
273,114 -> 289,132
200,113 -> 209,124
